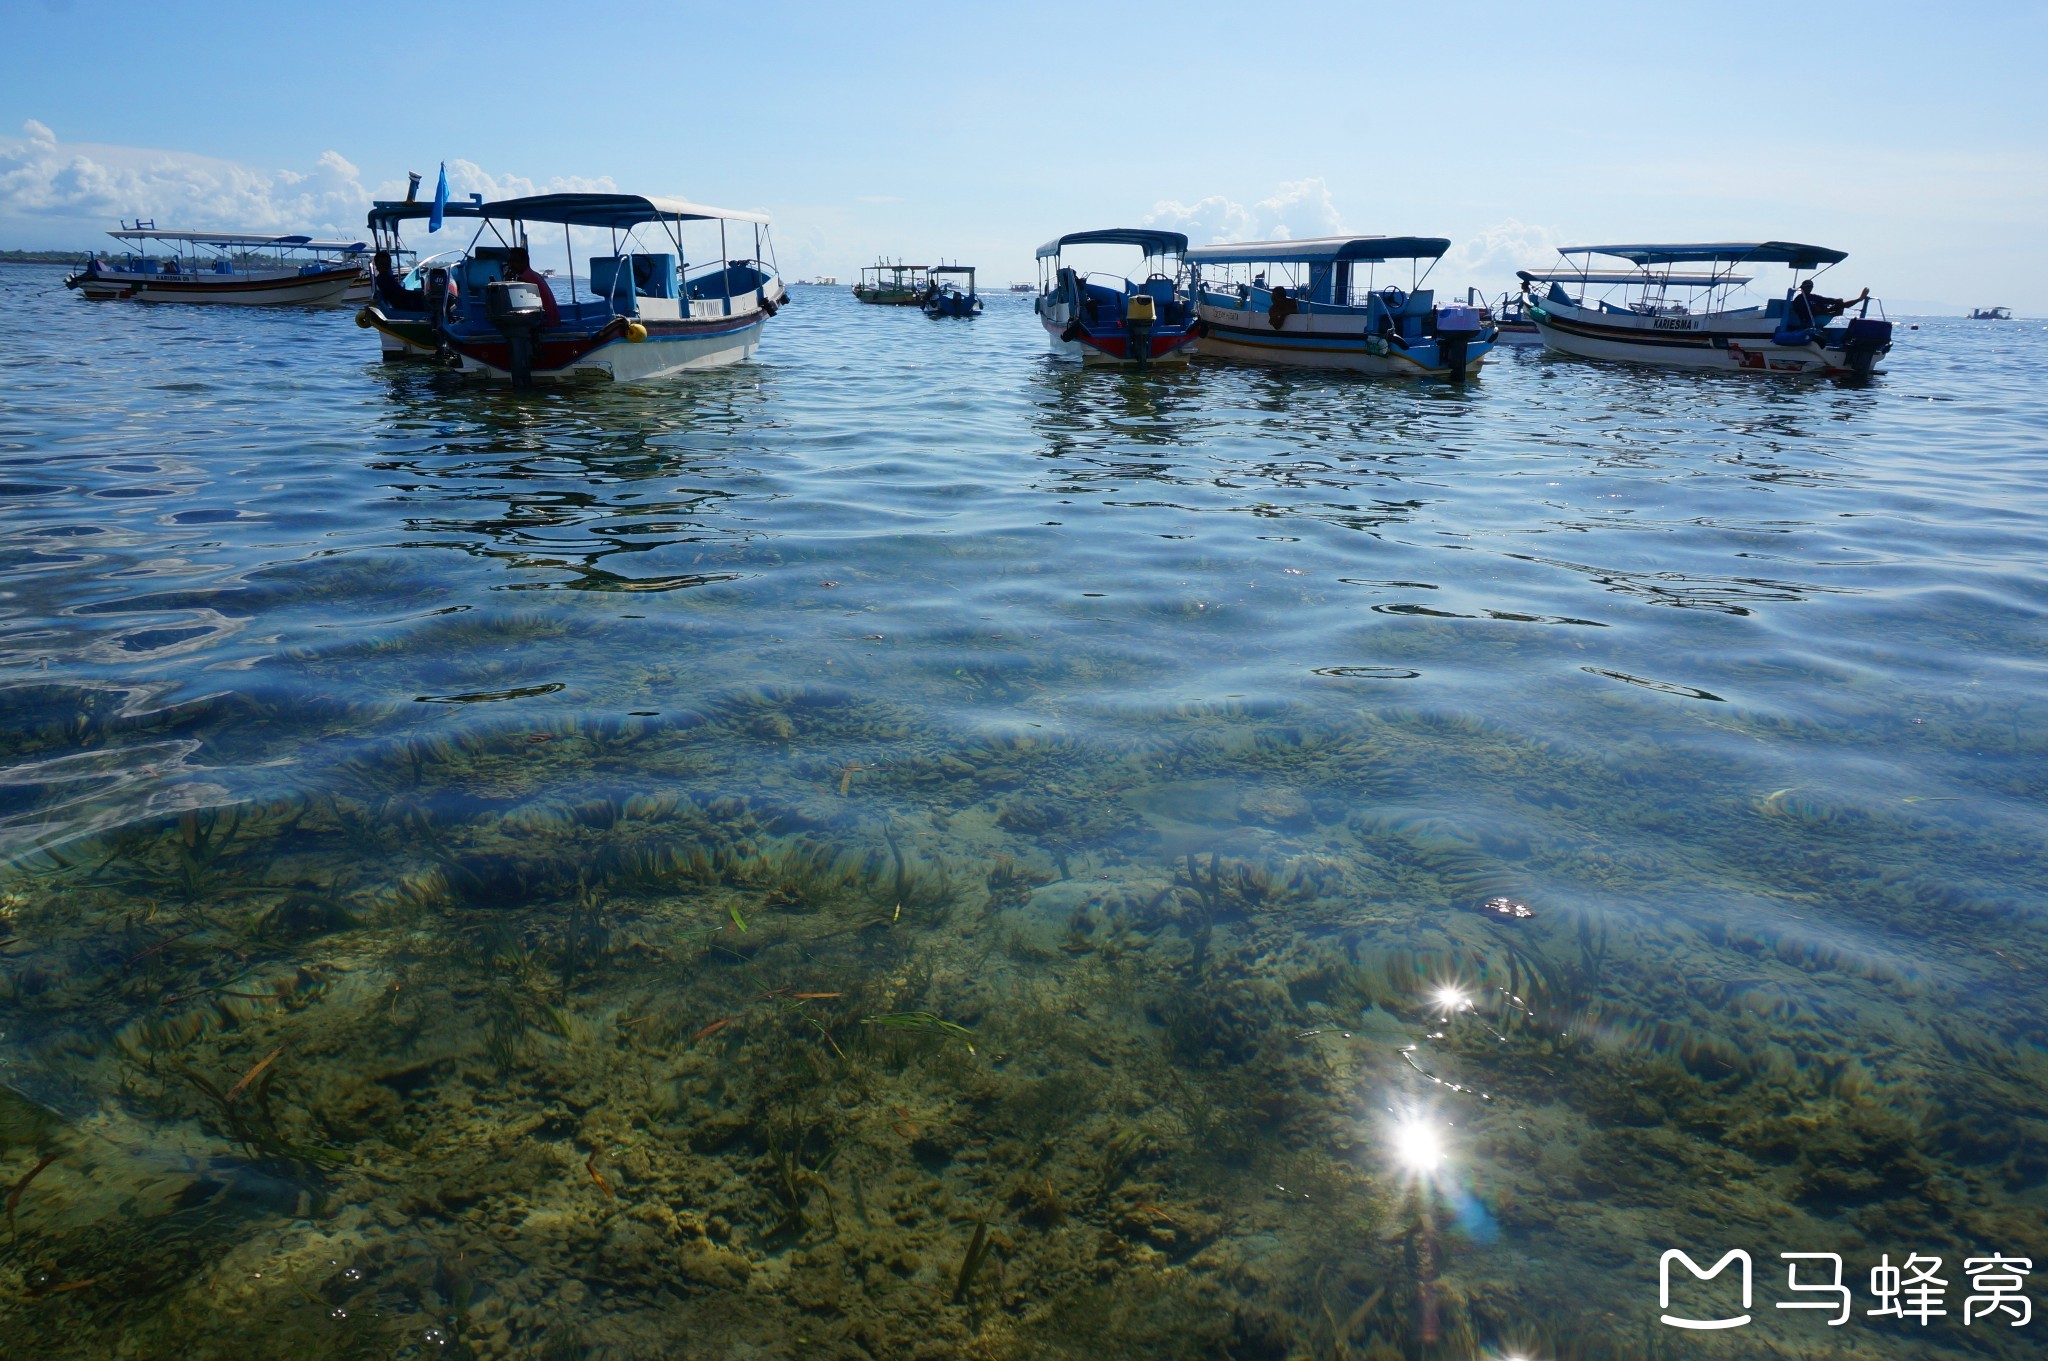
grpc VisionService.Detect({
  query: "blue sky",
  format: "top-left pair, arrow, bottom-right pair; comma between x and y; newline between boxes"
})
2,0 -> 2042,310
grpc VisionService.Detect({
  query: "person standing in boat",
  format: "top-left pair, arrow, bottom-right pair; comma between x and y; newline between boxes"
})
1788,279 -> 1870,331
505,246 -> 561,326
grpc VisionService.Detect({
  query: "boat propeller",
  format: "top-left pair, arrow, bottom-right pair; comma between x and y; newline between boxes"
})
485,280 -> 548,389
1124,293 -> 1157,368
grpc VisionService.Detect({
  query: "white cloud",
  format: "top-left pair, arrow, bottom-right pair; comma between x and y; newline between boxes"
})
1440,218 -> 1561,277
1144,177 -> 1345,244
0,123 -> 619,241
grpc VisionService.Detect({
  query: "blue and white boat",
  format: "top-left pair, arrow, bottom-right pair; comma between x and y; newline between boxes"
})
1519,242 -> 1892,377
921,264 -> 982,318
1189,236 -> 1494,379
65,224 -> 366,306
1035,229 -> 1199,366
359,192 -> 783,385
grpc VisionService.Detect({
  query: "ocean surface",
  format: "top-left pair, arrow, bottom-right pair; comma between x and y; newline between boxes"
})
1,264 -> 2044,1359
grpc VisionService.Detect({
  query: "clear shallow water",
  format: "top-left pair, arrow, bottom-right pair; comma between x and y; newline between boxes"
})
2,264 -> 2045,1358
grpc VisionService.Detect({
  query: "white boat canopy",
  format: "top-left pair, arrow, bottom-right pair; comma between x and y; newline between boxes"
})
1187,235 -> 1450,265
480,193 -> 769,228
107,228 -> 368,251
1558,242 -> 1847,268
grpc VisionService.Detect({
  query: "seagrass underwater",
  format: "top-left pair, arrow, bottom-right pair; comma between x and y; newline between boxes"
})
0,271 -> 2044,1359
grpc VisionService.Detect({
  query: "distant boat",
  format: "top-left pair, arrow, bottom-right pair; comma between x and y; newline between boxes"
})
64,222 -> 364,305
359,192 -> 783,386
853,260 -> 930,305
1519,241 -> 1893,377
1188,235 -> 1496,379
1035,229 -> 1199,366
1009,281 -> 1033,292
922,264 -> 982,318
815,276 -> 838,286
1472,286 -> 1542,345
1969,306 -> 2013,320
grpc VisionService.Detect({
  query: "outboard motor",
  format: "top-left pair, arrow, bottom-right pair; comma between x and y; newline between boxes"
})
485,279 -> 547,388
1841,317 -> 1892,379
1124,292 -> 1157,367
1432,302 -> 1484,381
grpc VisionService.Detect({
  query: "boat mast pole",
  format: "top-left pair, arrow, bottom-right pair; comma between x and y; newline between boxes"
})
566,224 -> 577,305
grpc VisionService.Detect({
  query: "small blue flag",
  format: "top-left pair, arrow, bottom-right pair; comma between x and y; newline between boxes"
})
428,162 -> 448,233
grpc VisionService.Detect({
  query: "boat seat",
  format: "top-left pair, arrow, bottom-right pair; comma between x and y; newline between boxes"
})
460,258 -> 507,290
1765,298 -> 1785,319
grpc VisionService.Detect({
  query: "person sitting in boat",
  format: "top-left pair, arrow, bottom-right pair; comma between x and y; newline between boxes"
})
504,247 -> 561,327
371,250 -> 425,311
1788,279 -> 1870,330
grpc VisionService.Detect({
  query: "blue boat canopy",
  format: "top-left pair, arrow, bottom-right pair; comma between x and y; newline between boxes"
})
1186,235 -> 1450,266
1560,241 -> 1848,268
480,193 -> 769,228
1036,228 -> 1189,260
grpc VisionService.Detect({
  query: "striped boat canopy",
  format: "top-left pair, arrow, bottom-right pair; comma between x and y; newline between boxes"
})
1186,235 -> 1450,265
1036,228 -> 1189,260
1561,242 -> 1847,268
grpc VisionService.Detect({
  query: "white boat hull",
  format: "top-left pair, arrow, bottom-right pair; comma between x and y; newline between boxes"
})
67,268 -> 359,306
451,316 -> 766,383
1195,303 -> 1491,376
1528,298 -> 1885,376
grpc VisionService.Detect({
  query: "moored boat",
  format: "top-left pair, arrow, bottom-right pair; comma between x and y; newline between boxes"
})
64,223 -> 364,305
1520,242 -> 1893,377
1472,287 -> 1541,345
357,195 -> 486,361
921,264 -> 982,318
1035,229 -> 1198,366
1968,306 -> 2012,320
359,192 -> 783,386
1189,236 -> 1494,378
853,261 -> 930,305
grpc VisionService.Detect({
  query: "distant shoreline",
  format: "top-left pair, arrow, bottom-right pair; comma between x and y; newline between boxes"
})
2,250 -> 91,264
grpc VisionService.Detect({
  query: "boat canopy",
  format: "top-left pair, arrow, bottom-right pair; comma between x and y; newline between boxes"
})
479,193 -> 769,228
1519,269 -> 1753,287
1559,242 -> 1848,269
367,198 -> 486,231
107,228 -> 366,250
1036,228 -> 1189,260
1186,235 -> 1449,266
